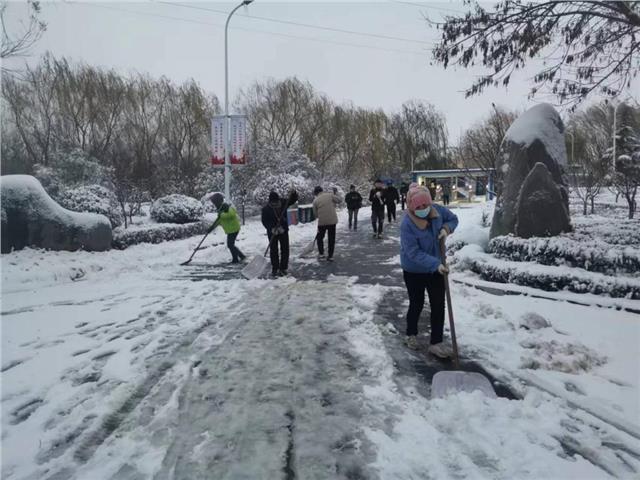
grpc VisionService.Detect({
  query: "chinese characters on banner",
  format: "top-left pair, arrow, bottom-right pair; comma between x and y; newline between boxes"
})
210,115 -> 247,166
210,116 -> 225,166
230,116 -> 247,165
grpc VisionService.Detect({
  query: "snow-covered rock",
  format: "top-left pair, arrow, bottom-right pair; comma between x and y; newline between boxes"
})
150,194 -> 204,224
58,185 -> 123,228
515,162 -> 571,238
491,104 -> 571,239
0,175 -> 112,253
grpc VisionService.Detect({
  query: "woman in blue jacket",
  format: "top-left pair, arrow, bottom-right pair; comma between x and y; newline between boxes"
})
400,184 -> 458,358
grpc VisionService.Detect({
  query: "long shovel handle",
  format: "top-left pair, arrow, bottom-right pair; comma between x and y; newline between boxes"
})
440,238 -> 460,369
264,230 -> 280,257
181,228 -> 212,265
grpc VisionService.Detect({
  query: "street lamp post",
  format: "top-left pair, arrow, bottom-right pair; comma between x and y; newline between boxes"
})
612,102 -> 620,172
224,0 -> 254,201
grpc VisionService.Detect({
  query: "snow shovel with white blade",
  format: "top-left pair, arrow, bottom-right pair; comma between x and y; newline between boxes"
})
431,238 -> 496,399
299,236 -> 316,258
241,243 -> 271,279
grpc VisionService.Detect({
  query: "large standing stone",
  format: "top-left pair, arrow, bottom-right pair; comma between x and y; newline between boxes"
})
490,103 -> 571,239
515,162 -> 571,238
1,175 -> 112,253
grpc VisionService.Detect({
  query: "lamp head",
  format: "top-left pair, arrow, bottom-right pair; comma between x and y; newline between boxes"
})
243,0 -> 254,4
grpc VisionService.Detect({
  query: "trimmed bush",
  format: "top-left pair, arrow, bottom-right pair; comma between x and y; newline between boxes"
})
112,221 -> 208,249
150,194 -> 204,224
488,235 -> 640,276
465,257 -> 640,299
58,185 -> 123,228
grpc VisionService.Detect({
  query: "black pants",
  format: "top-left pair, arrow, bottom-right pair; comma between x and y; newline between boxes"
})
267,232 -> 289,273
317,224 -> 336,258
227,232 -> 245,262
371,210 -> 384,234
443,194 -> 450,206
348,208 -> 359,229
403,270 -> 445,343
401,196 -> 406,210
386,202 -> 396,222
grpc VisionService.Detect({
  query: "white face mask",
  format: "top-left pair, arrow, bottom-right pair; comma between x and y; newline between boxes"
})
414,206 -> 431,218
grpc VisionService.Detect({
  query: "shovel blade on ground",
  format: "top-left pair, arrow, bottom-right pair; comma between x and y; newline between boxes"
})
299,239 -> 316,258
431,371 -> 496,399
241,256 -> 269,279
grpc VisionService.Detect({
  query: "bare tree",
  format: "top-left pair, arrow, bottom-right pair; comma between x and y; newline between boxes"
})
237,77 -> 315,149
160,79 -> 218,195
458,105 -> 518,172
387,100 -> 448,172
2,54 -> 61,168
610,103 -> 640,218
0,0 -> 46,73
566,102 -> 613,214
432,1 -> 640,107
301,95 -> 343,180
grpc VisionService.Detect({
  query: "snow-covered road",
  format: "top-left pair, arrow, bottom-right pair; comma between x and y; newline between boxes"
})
2,206 -> 639,479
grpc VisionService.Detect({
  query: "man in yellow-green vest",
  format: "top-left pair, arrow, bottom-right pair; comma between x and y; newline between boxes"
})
208,192 -> 246,264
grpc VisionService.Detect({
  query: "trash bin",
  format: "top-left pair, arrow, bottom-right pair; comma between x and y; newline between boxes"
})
297,205 -> 315,224
287,208 -> 298,226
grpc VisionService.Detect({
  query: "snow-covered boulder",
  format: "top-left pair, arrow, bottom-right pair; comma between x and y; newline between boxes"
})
0,175 -> 112,253
491,104 -> 571,239
58,185 -> 123,228
150,194 -> 204,224
515,162 -> 571,238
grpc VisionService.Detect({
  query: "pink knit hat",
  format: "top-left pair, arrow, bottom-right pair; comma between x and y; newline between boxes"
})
407,186 -> 432,211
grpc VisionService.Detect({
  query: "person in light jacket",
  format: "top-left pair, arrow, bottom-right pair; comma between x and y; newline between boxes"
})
312,186 -> 340,261
400,184 -> 458,358
209,192 -> 245,263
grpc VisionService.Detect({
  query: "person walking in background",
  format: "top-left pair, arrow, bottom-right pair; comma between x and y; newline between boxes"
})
400,184 -> 458,358
384,180 -> 400,223
442,183 -> 451,206
400,181 -> 409,210
261,189 -> 298,277
209,192 -> 245,264
369,179 -> 386,239
312,186 -> 340,261
344,184 -> 363,231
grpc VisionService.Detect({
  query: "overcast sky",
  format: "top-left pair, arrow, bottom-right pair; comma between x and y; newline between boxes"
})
4,1 -> 637,141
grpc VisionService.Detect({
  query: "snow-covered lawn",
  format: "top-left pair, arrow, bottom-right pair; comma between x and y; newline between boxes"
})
2,198 -> 639,479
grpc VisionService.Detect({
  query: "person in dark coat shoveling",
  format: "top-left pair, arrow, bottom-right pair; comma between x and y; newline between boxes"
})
261,190 -> 298,277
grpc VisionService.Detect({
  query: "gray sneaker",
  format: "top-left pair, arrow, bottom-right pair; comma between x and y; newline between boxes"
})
404,335 -> 419,350
428,342 -> 452,359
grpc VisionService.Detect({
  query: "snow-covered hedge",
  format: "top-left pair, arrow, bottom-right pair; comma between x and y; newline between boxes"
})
461,255 -> 640,299
572,215 -> 640,246
488,235 -> 640,276
150,194 -> 204,224
58,185 -> 123,228
112,221 -> 208,250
